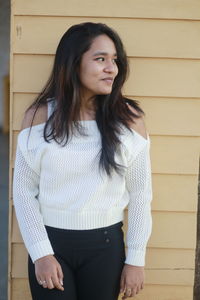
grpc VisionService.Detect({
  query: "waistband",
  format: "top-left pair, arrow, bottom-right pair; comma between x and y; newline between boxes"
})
45,221 -> 123,237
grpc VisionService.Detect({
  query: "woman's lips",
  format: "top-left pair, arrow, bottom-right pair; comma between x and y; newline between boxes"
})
102,77 -> 114,84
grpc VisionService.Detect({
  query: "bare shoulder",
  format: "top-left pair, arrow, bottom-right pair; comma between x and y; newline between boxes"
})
127,103 -> 148,140
21,103 -> 48,130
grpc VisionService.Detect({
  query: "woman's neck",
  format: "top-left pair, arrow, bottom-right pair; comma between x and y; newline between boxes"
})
80,96 -> 96,120
79,109 -> 96,121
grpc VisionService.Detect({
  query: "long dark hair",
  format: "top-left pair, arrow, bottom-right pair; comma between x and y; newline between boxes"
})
26,22 -> 144,176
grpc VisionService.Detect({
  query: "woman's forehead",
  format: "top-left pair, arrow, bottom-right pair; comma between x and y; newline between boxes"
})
87,35 -> 117,55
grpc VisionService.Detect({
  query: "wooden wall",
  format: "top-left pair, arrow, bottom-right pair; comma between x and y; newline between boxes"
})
9,1 -> 200,299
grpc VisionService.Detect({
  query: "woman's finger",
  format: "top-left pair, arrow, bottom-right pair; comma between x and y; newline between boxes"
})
122,287 -> 132,299
136,284 -> 142,294
52,273 -> 64,291
40,279 -> 48,289
46,278 -> 54,290
37,277 -> 42,286
37,276 -> 54,289
57,263 -> 64,287
132,286 -> 138,297
126,287 -> 132,296
38,278 -> 44,286
120,274 -> 125,294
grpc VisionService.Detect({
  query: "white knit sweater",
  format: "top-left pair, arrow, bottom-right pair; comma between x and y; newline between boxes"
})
13,100 -> 152,266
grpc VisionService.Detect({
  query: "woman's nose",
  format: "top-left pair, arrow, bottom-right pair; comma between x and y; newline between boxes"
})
104,60 -> 117,73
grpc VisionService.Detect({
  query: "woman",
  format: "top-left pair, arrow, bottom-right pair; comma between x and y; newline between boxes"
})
13,22 -> 152,300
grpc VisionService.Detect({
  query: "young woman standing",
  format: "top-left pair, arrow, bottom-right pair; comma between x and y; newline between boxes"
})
13,22 -> 152,300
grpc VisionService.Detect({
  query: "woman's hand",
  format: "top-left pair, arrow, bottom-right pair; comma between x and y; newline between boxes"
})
120,264 -> 144,299
35,255 -> 64,291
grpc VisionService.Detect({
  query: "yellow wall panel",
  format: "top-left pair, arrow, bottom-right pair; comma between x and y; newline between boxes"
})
138,97 -> 200,136
12,244 -> 28,278
12,93 -> 36,130
13,55 -> 200,98
12,279 -> 31,300
145,269 -> 194,286
150,136 -> 200,175
148,212 -> 197,249
123,210 -> 197,249
13,55 -> 53,93
146,248 -> 195,269
13,16 -> 200,59
12,210 -> 22,244
12,132 -> 18,167
13,0 -> 200,20
132,285 -> 193,300
152,174 -> 198,212
126,59 -> 200,98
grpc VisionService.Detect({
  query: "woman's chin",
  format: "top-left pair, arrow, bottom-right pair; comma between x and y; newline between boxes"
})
97,89 -> 112,95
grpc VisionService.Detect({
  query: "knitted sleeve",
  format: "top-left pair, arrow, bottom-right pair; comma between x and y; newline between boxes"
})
125,136 -> 152,266
13,136 -> 54,263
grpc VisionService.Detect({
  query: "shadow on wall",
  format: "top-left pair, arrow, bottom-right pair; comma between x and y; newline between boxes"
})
0,131 -> 9,300
0,0 -> 10,130
193,157 -> 200,300
0,0 -> 10,296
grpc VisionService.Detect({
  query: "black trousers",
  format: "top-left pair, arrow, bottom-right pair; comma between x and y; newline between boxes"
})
28,221 -> 126,300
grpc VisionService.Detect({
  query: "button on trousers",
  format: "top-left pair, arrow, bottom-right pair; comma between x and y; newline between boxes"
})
28,221 -> 126,300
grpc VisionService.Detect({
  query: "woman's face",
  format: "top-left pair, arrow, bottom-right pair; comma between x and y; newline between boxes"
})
79,34 -> 119,100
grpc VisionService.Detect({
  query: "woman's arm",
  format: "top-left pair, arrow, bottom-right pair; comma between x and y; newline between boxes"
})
120,105 -> 152,298
13,107 -> 64,290
125,139 -> 152,265
13,106 -> 54,262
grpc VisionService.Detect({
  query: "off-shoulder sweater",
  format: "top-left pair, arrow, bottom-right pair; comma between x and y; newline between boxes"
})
13,99 -> 153,266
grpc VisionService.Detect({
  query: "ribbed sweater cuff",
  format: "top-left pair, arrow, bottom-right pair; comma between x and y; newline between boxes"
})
28,239 -> 54,263
125,248 -> 146,266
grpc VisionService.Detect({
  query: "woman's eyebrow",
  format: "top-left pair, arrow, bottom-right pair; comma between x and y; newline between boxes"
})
92,51 -> 117,57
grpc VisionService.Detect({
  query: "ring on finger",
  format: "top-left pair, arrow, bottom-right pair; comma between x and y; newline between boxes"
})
39,280 -> 46,285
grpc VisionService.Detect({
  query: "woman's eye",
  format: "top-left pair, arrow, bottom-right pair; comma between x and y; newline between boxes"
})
94,57 -> 118,63
95,57 -> 104,61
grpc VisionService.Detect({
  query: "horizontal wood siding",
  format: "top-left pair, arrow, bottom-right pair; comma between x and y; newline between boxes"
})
13,16 -> 200,59
12,93 -> 200,136
13,55 -> 200,97
12,0 -> 200,20
10,0 -> 200,299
